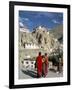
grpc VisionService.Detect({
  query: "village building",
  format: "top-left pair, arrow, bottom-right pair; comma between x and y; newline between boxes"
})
47,31 -> 49,35
36,25 -> 48,31
22,57 -> 54,70
23,43 -> 39,49
54,38 -> 58,42
48,61 -> 53,69
22,58 -> 36,69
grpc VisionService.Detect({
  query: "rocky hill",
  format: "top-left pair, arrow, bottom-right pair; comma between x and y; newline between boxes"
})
19,25 -> 62,53
49,24 -> 63,44
32,26 -> 60,51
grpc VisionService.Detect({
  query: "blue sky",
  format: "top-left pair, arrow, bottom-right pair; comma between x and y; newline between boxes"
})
19,11 -> 63,31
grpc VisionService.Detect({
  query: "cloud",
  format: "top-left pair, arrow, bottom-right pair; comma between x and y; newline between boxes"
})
24,18 -> 29,21
19,22 -> 24,27
19,17 -> 30,28
21,17 -> 29,21
52,20 -> 59,24
19,17 -> 29,22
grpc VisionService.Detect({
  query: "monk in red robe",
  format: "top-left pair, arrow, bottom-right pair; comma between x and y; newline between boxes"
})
36,52 -> 42,78
45,53 -> 48,76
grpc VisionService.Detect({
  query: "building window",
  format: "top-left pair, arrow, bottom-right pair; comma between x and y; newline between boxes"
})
21,61 -> 23,64
31,65 -> 33,68
30,43 -> 31,46
31,62 -> 33,64
26,61 -> 28,64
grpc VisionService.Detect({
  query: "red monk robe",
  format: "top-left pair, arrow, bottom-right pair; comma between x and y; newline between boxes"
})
36,54 -> 42,78
45,54 -> 48,75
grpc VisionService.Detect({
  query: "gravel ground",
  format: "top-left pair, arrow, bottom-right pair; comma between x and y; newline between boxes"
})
19,63 -> 63,79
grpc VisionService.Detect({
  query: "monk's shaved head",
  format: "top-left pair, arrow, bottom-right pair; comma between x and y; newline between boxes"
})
39,52 -> 41,55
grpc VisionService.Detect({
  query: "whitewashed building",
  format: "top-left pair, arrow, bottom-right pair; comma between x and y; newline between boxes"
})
24,43 -> 39,49
47,31 -> 49,35
54,38 -> 58,42
48,61 -> 53,69
22,58 -> 56,71
22,58 -> 36,69
36,25 -> 48,32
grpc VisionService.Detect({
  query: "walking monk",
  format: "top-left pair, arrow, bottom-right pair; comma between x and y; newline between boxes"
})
45,53 -> 48,76
36,52 -> 42,78
42,55 -> 46,77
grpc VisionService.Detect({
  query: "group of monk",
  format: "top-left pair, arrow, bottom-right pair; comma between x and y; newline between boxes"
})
36,52 -> 48,78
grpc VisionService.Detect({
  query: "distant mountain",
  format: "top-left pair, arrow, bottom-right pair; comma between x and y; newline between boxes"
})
49,24 -> 63,43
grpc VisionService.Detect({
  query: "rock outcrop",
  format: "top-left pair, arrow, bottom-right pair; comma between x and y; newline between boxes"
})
19,25 -> 63,53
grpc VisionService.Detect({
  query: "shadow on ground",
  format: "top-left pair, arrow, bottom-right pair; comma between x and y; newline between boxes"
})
49,69 -> 56,73
21,69 -> 37,78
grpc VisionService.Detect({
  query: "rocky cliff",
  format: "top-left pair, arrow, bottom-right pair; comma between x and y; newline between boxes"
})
19,25 -> 63,53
